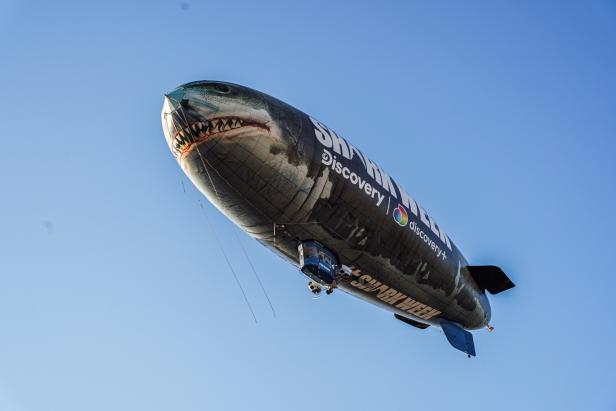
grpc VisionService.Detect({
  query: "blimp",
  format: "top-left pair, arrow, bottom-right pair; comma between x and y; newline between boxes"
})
161,81 -> 515,357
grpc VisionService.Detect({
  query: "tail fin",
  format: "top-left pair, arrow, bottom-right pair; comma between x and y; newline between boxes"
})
441,320 -> 476,357
467,265 -> 515,294
394,314 -> 430,329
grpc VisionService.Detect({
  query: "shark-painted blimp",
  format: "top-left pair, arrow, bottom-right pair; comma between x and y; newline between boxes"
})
161,81 -> 515,357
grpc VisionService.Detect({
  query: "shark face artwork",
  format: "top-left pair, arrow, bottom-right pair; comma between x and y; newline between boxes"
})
161,81 -> 515,357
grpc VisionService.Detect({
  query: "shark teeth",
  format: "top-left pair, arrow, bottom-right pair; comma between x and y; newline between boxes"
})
171,117 -> 251,156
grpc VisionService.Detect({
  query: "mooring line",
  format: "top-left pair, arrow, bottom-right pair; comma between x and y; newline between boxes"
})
233,228 -> 277,318
171,102 -> 258,324
198,201 -> 258,324
193,142 -> 277,319
173,97 -> 277,321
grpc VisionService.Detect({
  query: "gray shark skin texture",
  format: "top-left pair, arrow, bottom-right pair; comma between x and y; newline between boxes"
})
162,81 -> 492,331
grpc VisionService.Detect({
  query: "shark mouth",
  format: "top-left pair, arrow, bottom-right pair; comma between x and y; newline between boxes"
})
171,116 -> 269,158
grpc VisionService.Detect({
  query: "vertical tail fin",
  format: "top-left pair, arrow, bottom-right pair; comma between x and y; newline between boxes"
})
441,320 -> 476,357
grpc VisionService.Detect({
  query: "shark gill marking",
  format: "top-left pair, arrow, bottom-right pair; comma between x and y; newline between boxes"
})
171,116 -> 269,158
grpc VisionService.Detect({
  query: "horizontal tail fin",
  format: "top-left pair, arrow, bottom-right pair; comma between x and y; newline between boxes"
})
467,265 -> 515,294
394,314 -> 430,329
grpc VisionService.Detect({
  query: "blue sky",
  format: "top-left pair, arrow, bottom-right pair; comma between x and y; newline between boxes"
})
1,1 -> 615,410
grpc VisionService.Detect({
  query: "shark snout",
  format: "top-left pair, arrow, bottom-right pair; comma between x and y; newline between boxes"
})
161,84 -> 272,160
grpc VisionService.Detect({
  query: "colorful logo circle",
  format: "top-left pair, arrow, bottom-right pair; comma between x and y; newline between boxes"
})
393,205 -> 409,226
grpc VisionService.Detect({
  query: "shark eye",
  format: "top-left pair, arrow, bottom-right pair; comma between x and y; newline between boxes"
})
212,84 -> 230,94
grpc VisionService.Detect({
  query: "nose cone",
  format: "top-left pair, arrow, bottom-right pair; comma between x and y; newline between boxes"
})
164,87 -> 184,107
162,90 -> 182,115
161,88 -> 188,149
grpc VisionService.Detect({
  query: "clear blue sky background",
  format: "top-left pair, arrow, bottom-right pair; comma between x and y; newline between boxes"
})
1,1 -> 615,410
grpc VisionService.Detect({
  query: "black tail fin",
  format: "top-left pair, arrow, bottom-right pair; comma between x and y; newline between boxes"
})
394,314 -> 430,329
467,265 -> 515,294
